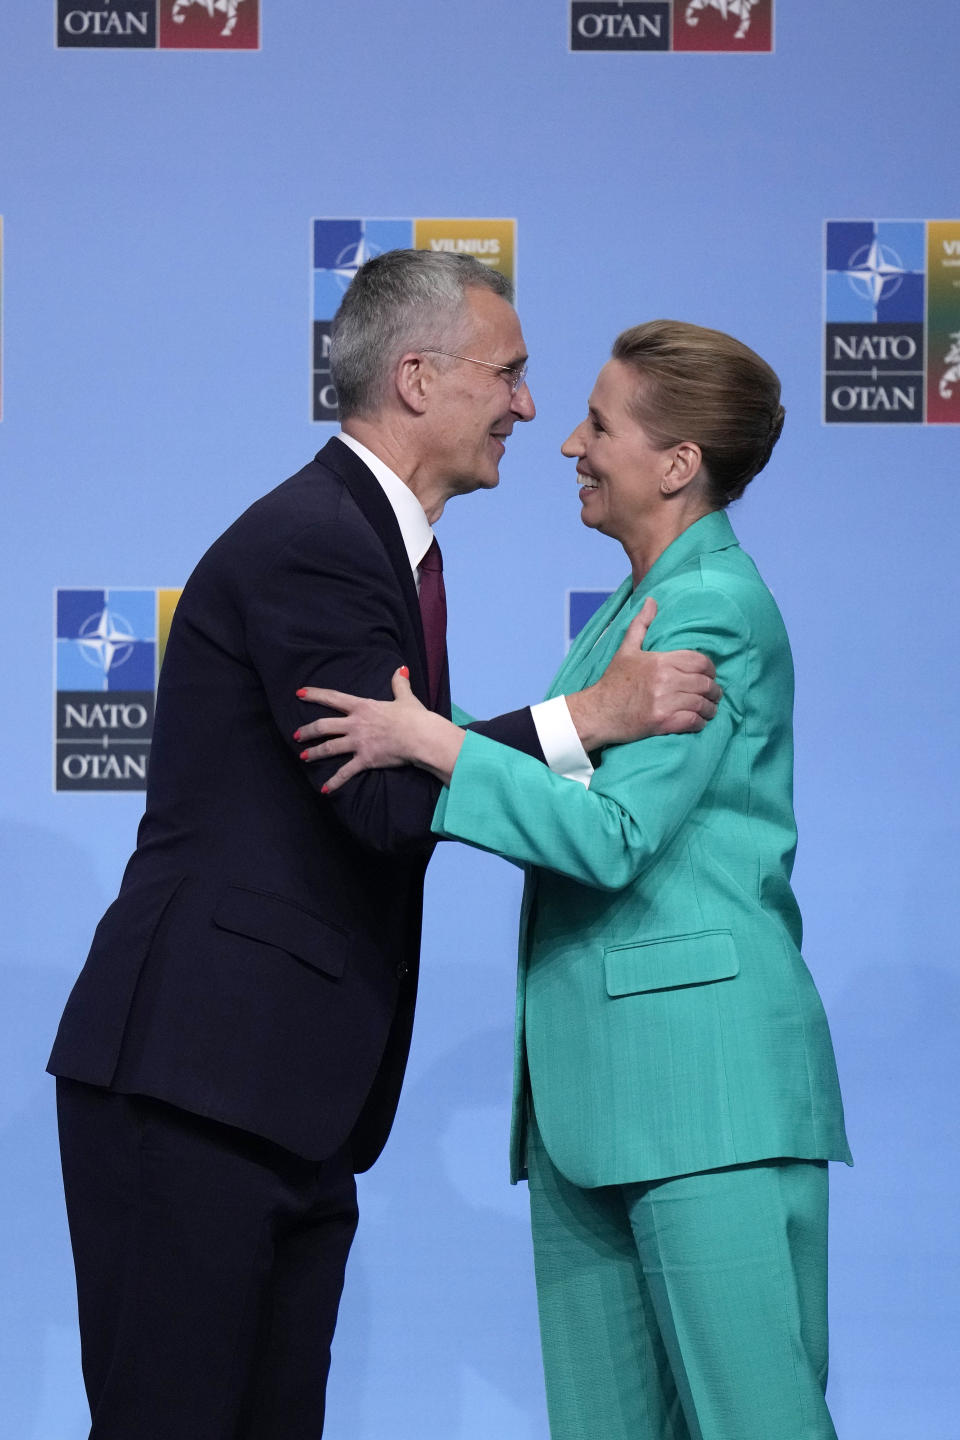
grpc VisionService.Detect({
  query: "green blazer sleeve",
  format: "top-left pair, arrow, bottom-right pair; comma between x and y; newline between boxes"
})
433,586 -> 747,891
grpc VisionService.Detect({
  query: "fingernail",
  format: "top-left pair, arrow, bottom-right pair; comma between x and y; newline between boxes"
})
293,728 -> 301,741
300,750 -> 310,761
296,688 -> 307,698
321,783 -> 329,794
399,666 -> 409,678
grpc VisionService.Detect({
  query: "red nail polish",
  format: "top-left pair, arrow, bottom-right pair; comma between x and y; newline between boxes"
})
296,688 -> 307,698
399,666 -> 409,678
300,750 -> 310,761
293,729 -> 301,741
321,783 -> 329,794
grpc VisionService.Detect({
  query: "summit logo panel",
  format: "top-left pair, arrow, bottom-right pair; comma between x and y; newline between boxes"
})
569,1 -> 773,52
824,220 -> 960,425
311,217 -> 517,422
54,587 -> 182,791
56,1 -> 260,49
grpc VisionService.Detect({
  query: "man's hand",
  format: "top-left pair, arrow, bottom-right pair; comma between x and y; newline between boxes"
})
564,597 -> 721,751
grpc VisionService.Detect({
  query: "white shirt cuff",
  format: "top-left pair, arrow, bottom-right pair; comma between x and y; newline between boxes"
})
531,697 -> 594,788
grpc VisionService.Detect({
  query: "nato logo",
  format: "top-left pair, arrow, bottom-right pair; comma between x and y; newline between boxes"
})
825,222 -> 925,423
824,219 -> 960,425
55,588 -> 180,791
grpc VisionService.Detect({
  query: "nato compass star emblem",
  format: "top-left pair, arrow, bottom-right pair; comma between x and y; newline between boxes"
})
77,606 -> 136,676
332,237 -> 383,292
844,238 -> 907,307
825,220 -> 926,328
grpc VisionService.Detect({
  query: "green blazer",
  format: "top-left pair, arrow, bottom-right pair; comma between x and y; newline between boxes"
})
434,511 -> 851,1188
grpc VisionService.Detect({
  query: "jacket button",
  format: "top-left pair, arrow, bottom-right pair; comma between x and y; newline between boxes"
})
396,960 -> 409,980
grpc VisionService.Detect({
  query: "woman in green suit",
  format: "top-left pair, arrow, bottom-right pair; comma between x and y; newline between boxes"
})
300,321 -> 851,1440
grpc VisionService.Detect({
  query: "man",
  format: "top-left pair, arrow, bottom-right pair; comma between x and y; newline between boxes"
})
49,250 -> 719,1440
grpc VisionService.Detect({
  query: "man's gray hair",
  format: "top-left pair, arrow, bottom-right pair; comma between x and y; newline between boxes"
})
330,249 -> 514,420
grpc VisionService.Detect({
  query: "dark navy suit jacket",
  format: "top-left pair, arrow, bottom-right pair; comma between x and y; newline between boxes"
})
48,437 -> 541,1169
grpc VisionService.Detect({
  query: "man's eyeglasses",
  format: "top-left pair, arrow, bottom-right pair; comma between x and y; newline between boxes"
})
421,349 -> 529,395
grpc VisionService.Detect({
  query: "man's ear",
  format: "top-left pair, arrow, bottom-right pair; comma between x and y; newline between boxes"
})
661,441 -> 703,494
396,352 -> 430,415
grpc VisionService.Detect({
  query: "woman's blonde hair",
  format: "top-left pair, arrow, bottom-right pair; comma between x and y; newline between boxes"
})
611,320 -> 785,508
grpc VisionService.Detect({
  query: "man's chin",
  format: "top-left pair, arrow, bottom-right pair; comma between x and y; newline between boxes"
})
452,470 -> 501,497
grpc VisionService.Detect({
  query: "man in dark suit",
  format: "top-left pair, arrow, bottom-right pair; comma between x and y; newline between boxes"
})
49,250 -> 720,1440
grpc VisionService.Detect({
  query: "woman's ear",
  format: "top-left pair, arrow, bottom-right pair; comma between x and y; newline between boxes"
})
660,441 -> 702,495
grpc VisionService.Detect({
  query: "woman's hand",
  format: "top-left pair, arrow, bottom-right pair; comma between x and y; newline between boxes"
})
295,667 -> 465,793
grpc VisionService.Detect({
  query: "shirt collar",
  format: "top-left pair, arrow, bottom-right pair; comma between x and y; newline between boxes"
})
336,431 -> 434,574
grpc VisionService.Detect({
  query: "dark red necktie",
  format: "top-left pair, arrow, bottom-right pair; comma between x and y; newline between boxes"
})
418,537 -> 447,710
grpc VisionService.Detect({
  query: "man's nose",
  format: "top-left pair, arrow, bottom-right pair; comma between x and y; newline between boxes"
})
511,381 -> 536,422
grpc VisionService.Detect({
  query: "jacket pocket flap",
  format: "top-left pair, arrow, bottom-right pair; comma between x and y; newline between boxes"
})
603,929 -> 738,996
213,887 -> 347,979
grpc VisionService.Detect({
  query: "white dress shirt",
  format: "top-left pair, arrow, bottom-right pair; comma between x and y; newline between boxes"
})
337,432 -> 434,579
335,431 -> 593,784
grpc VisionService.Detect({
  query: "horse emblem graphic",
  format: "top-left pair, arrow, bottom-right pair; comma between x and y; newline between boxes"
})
171,0 -> 247,37
685,0 -> 758,40
939,332 -> 960,402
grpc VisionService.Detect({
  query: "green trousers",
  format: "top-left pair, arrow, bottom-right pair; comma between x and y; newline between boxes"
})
527,1117 -> 838,1440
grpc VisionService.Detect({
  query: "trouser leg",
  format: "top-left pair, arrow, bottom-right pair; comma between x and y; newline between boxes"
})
624,1160 -> 837,1440
57,1078 -> 357,1440
238,1164 -> 359,1440
526,1114 -> 689,1440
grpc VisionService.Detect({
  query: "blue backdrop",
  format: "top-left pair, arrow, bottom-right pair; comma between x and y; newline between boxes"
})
2,3 -> 958,1435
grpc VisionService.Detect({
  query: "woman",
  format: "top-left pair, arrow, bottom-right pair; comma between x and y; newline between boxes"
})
298,321 -> 851,1440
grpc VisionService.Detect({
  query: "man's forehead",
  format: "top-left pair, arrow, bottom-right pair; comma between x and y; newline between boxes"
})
463,287 -> 526,356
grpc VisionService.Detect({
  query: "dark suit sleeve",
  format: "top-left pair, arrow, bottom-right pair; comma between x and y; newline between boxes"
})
245,518 -> 441,857
467,708 -> 546,761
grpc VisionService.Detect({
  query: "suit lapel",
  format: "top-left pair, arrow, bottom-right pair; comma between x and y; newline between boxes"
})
545,579 -> 634,700
314,437 -> 433,704
547,512 -> 741,696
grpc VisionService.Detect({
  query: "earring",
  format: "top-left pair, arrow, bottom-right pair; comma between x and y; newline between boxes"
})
660,481 -> 674,496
